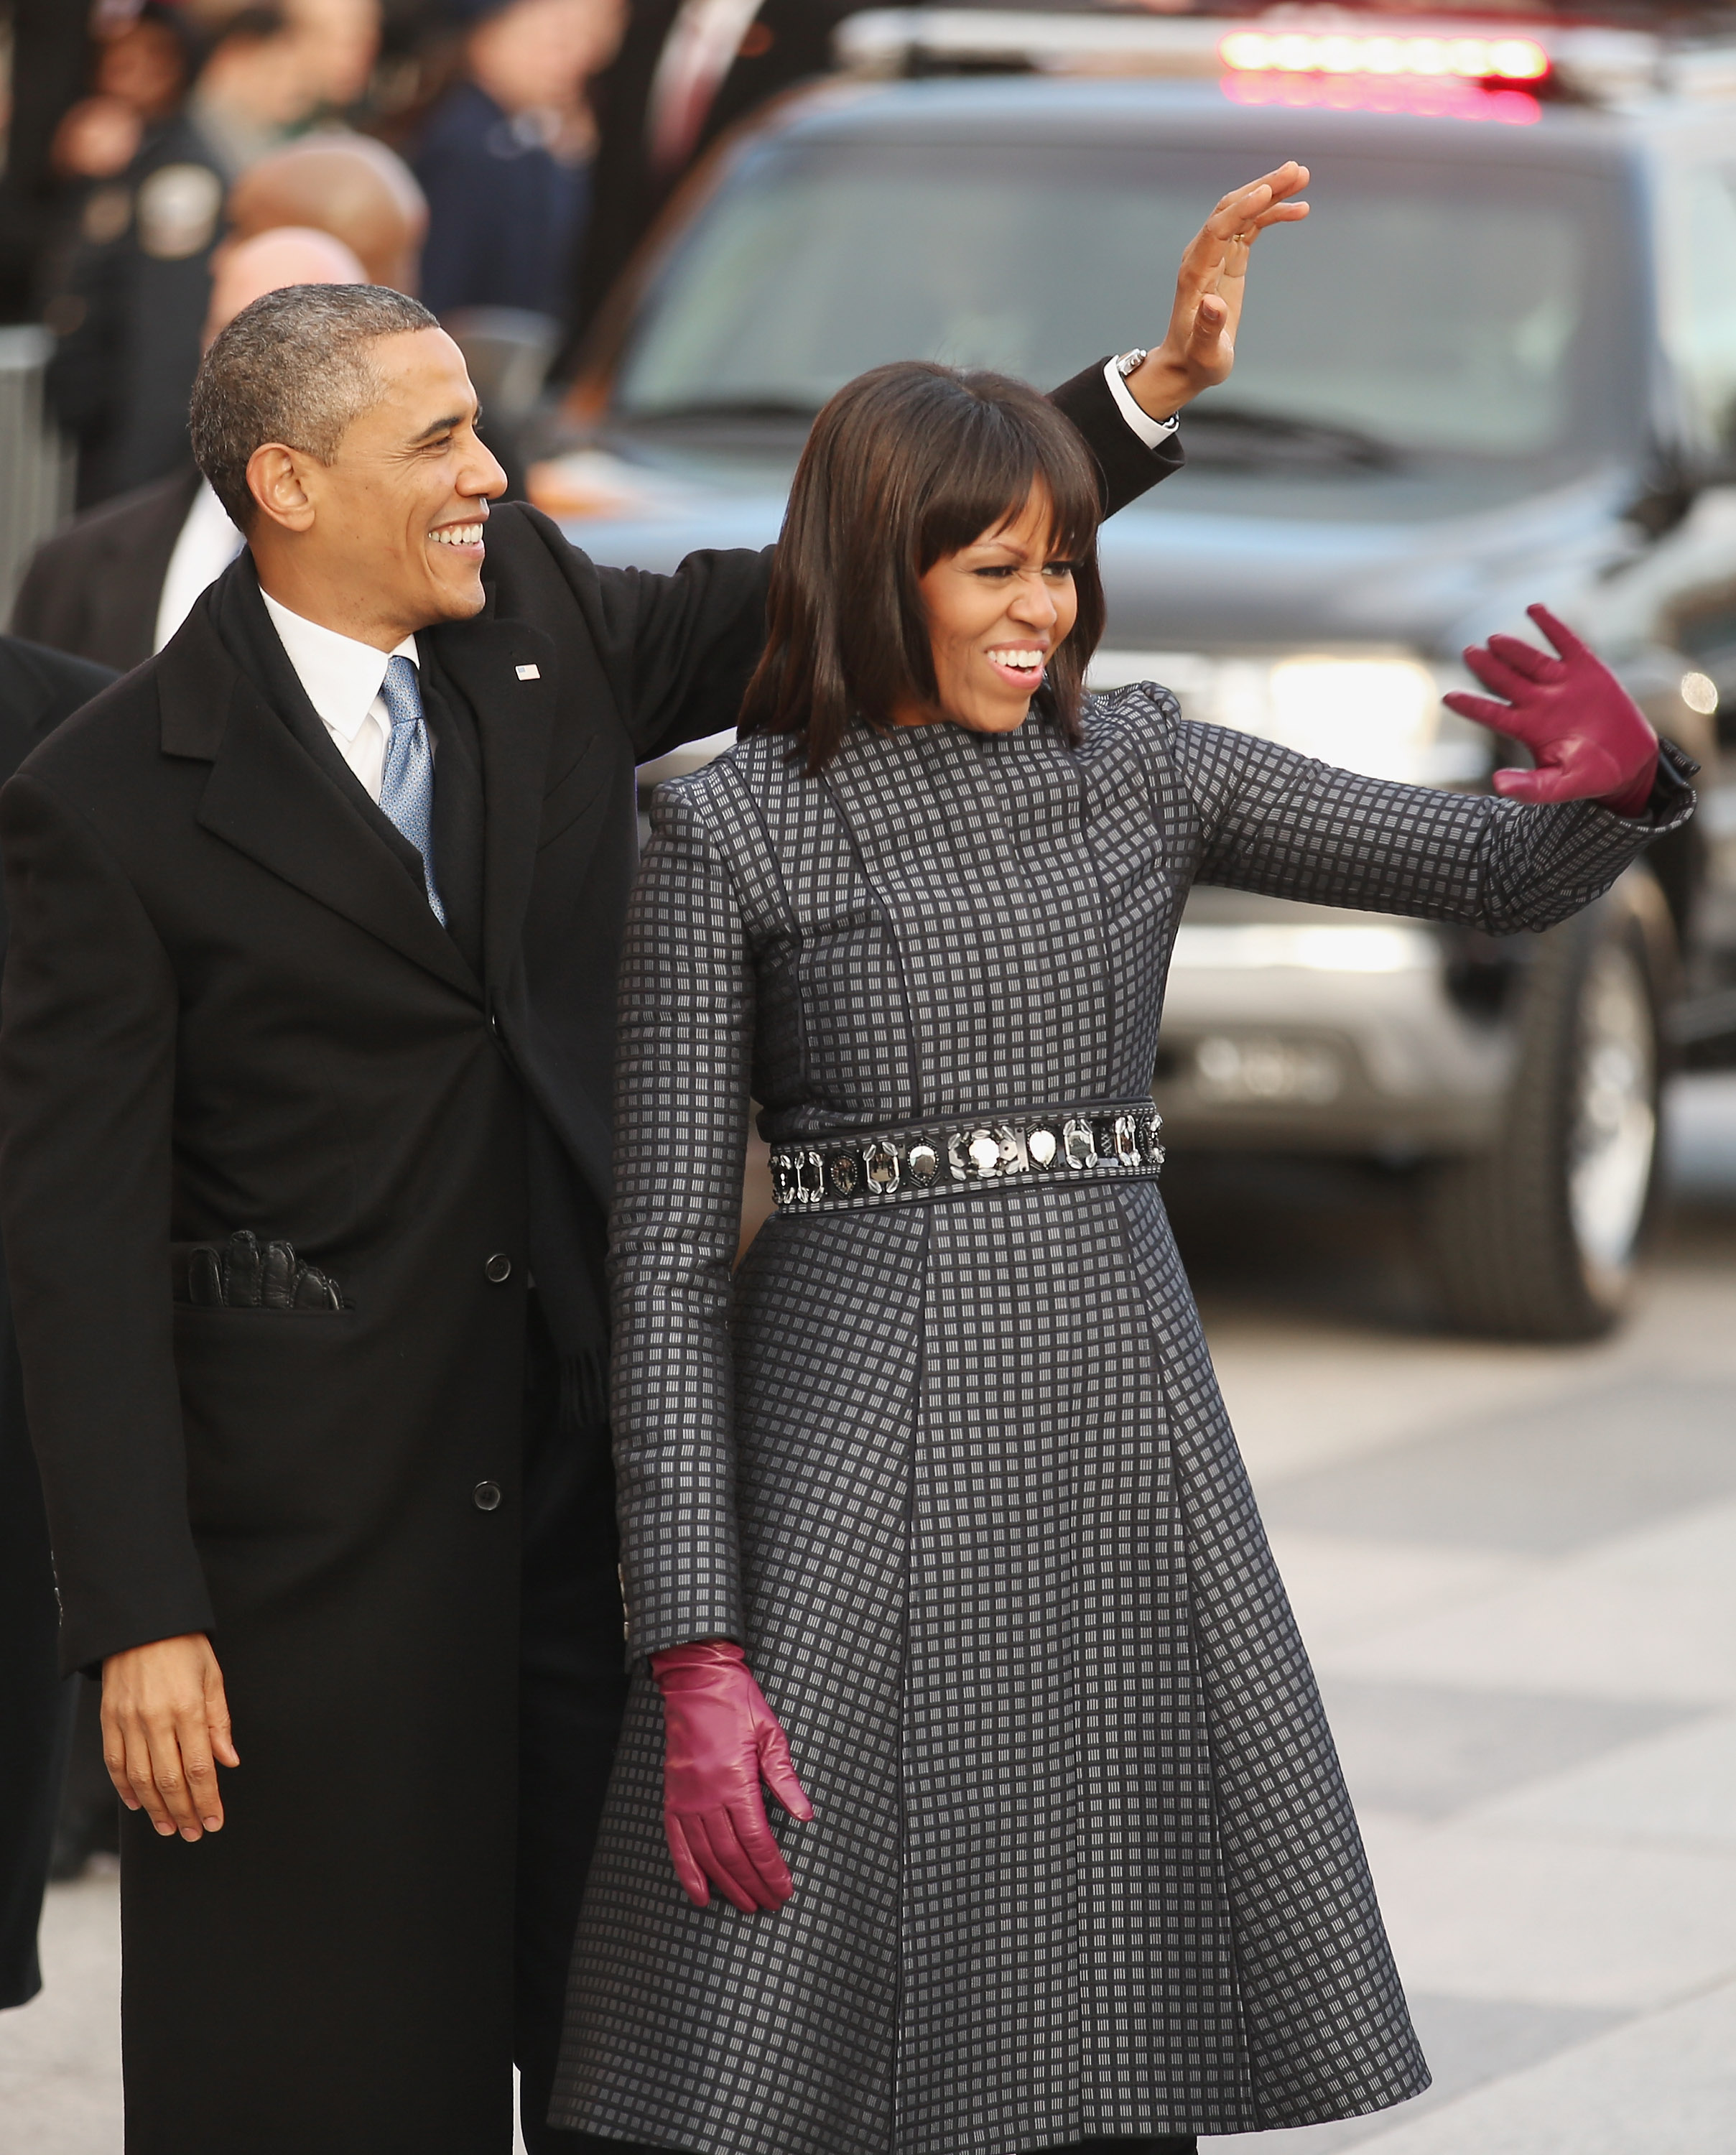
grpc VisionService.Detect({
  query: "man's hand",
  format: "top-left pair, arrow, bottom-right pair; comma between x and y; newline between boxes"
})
1125,162 -> 1311,422
101,1633 -> 239,1842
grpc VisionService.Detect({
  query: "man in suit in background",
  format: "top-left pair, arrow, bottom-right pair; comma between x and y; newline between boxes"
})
0,637 -> 115,2014
13,138 -> 424,674
14,226 -> 365,675
0,246 -> 1204,2144
564,0 -> 854,353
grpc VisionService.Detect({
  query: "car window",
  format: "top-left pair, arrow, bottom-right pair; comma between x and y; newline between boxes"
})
614,139 -> 1633,465
1663,165 -> 1736,457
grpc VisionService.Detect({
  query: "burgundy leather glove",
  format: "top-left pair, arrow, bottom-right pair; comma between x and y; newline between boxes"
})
651,1639 -> 813,1914
1443,603 -> 1658,817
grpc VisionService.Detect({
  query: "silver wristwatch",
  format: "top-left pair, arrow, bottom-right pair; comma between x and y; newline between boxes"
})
1114,348 -> 1149,378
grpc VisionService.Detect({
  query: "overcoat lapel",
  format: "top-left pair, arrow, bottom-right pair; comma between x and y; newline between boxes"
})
158,617 -> 479,1000
425,618 -> 557,994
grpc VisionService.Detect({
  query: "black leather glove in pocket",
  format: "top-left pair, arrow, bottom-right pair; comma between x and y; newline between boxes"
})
186,1229 -> 344,1311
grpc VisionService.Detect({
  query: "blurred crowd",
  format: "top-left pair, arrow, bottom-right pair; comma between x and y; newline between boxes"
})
0,0 -> 855,542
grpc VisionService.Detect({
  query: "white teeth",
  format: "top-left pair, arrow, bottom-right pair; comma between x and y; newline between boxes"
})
997,649 -> 1044,669
432,524 -> 483,546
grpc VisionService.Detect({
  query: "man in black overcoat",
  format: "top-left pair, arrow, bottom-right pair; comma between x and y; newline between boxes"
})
0,249 -> 1233,2147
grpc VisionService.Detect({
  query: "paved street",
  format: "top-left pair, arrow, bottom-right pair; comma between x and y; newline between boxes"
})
4,1076 -> 1735,2155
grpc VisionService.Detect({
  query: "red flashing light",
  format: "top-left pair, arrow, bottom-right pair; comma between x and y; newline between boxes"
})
1218,28 -> 1551,83
1221,68 -> 1541,124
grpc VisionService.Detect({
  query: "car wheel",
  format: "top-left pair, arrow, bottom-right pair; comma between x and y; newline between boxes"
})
1419,870 -> 1674,1341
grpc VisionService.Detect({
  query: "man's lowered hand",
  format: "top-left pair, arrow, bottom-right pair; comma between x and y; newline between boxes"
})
102,1633 -> 238,1841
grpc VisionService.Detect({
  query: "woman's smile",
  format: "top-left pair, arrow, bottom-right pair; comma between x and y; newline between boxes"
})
984,642 -> 1049,692
894,481 -> 1081,736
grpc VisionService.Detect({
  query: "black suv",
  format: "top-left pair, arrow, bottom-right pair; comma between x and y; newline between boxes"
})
544,18 -> 1736,1337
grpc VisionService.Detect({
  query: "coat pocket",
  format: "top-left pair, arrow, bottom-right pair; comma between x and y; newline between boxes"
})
173,1302 -> 366,1547
171,1302 -> 351,1320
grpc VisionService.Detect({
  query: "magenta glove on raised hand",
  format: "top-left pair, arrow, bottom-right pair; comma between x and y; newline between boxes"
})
651,1638 -> 813,1914
1442,603 -> 1659,817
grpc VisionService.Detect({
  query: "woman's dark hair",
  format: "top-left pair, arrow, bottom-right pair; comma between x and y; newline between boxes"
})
738,363 -> 1106,773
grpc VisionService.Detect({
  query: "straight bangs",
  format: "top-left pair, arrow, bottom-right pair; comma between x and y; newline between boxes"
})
914,420 -> 1101,583
740,363 -> 1107,773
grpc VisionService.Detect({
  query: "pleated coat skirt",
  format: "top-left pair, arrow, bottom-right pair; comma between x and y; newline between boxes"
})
553,688 -> 1674,2154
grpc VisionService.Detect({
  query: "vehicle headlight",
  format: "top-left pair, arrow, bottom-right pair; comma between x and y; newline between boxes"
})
1087,649 -> 1487,787
1266,656 -> 1436,780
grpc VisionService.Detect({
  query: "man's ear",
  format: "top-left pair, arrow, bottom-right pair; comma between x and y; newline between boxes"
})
246,443 -> 317,535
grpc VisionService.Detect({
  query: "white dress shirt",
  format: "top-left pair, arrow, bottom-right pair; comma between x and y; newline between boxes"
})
646,0 -> 764,172
259,589 -> 419,804
1103,356 -> 1181,449
153,479 -> 246,654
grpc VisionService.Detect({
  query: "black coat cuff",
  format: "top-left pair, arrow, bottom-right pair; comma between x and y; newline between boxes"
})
1047,358 -> 1185,521
1628,736 -> 1699,828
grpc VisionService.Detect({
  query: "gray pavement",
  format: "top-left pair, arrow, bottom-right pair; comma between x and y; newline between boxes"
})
1185,1072 -> 1736,2153
4,1076 -> 1735,2154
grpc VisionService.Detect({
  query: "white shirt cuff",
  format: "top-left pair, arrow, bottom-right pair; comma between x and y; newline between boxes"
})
1104,356 -> 1179,449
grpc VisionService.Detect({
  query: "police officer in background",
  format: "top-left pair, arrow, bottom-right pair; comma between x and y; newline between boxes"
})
42,4 -> 226,508
412,0 -> 623,323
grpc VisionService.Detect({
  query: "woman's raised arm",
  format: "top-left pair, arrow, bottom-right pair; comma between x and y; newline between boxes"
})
1156,699 -> 1689,943
1154,609 -> 1691,931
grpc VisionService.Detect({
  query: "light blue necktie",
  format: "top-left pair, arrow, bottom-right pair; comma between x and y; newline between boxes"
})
377,653 -> 447,927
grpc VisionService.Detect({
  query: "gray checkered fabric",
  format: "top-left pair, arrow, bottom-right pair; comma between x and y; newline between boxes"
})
553,690 -> 1689,2154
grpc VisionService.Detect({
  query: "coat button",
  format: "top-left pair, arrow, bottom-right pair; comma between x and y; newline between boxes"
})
473,1480 -> 501,1513
484,1251 -> 512,1284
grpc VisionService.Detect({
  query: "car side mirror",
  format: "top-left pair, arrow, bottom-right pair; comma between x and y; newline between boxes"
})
1625,462 -> 1699,538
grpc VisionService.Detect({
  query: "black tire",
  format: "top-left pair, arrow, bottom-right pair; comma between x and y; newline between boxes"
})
1419,868 -> 1674,1341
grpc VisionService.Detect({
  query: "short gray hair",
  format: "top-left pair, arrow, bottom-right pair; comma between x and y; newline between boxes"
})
189,283 -> 439,528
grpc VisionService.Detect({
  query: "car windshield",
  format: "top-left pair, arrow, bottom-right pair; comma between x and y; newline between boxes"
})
613,136 -> 1632,465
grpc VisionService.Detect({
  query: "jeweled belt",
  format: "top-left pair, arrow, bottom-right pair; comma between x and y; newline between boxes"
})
769,1103 -> 1164,1212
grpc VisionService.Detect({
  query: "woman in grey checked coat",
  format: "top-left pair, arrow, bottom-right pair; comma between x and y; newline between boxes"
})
552,284 -> 1694,2155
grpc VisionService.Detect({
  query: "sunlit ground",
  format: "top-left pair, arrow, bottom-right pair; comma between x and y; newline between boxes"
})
4,1076 -> 1734,2155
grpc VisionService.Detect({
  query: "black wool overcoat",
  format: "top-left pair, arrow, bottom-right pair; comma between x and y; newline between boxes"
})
0,509 -> 776,2154
0,371 -> 1170,2153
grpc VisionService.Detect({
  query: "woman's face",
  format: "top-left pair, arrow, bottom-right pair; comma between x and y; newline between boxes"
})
899,484 -> 1080,736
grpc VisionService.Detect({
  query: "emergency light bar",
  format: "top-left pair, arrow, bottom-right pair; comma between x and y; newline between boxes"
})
1217,29 -> 1550,84
833,9 -> 1732,108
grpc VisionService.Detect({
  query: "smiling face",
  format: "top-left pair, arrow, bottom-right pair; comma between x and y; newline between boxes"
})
896,484 -> 1081,737
246,326 -> 507,649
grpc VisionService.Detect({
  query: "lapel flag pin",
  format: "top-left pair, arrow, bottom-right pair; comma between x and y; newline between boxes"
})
516,664 -> 541,681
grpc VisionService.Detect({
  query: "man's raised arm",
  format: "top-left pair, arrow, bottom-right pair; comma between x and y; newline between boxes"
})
526,162 -> 1309,764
